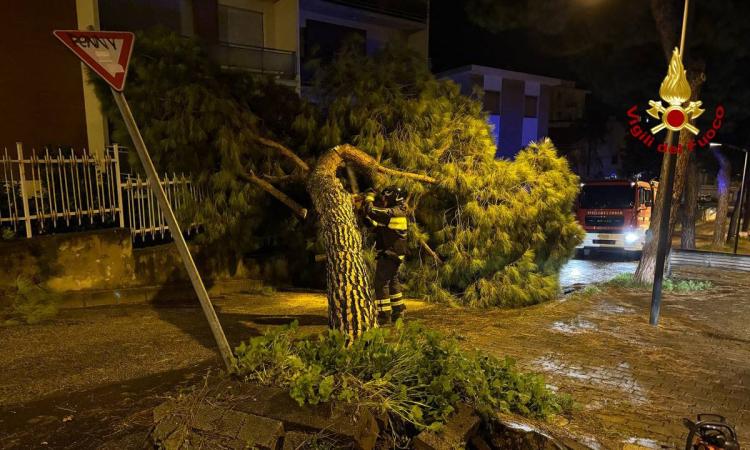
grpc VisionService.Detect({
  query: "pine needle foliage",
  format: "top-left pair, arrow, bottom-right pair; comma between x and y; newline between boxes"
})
309,41 -> 584,307
92,29 -> 319,279
94,30 -> 583,307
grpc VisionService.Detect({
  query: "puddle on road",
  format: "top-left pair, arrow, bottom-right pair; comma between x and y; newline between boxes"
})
624,436 -> 664,449
550,317 -> 598,334
533,356 -> 648,406
559,258 -> 638,289
596,301 -> 635,315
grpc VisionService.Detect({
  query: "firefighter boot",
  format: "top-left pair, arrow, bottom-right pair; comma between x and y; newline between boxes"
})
376,298 -> 392,325
390,292 -> 406,322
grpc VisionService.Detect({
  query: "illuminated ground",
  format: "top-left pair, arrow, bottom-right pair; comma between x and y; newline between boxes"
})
1,267 -> 749,449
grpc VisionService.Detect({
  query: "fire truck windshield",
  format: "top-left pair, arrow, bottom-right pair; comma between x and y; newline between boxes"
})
579,185 -> 635,209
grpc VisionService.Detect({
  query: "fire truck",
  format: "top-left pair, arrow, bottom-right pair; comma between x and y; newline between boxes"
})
576,179 -> 658,255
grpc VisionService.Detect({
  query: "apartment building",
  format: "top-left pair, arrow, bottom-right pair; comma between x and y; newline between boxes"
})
439,65 -> 587,159
100,0 -> 429,85
0,0 -> 429,151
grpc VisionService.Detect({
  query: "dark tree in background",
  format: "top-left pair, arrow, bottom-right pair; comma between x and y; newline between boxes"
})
711,147 -> 731,248
461,0 -> 750,272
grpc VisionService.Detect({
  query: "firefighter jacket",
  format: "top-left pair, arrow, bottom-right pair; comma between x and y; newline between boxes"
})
364,194 -> 408,258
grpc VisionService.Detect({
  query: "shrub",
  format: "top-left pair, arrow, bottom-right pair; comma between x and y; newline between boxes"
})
605,273 -> 713,292
6,276 -> 60,324
235,321 -> 571,431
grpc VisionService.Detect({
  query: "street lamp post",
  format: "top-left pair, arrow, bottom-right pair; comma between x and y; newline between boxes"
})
648,0 -> 692,326
711,142 -> 749,254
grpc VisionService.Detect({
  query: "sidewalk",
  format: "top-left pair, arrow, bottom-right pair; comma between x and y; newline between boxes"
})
1,267 -> 748,449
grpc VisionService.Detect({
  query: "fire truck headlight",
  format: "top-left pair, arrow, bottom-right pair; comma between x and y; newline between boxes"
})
625,232 -> 639,243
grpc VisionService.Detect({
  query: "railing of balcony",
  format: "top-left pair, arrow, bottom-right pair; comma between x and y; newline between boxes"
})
324,0 -> 429,23
210,42 -> 297,80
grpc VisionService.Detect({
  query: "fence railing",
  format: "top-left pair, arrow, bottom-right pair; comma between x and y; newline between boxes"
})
1,143 -> 201,242
122,173 -> 201,241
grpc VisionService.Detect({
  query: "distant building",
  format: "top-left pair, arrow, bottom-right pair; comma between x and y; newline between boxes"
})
0,0 -> 428,151
100,0 -> 430,88
438,65 -> 587,159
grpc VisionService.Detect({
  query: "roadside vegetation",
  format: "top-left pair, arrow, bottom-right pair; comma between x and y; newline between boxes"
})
234,320 -> 572,434
1,276 -> 60,325
605,273 -> 713,292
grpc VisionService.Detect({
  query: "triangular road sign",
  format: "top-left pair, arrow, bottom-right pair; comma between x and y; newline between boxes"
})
54,30 -> 134,91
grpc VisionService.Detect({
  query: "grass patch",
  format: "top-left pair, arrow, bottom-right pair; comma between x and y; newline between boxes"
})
234,320 -> 571,432
605,273 -> 713,293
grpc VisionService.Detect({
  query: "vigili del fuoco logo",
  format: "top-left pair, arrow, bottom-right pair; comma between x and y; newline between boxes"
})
625,48 -> 724,154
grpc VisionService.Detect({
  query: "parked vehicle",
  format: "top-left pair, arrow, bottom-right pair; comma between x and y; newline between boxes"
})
575,179 -> 658,256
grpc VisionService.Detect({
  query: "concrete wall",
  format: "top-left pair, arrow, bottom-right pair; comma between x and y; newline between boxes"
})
0,229 -> 275,308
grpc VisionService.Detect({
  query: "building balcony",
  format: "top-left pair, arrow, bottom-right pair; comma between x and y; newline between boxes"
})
210,42 -> 297,80
322,0 -> 429,23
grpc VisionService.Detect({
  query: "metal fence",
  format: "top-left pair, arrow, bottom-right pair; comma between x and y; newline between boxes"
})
122,172 -> 201,242
0,143 -> 200,242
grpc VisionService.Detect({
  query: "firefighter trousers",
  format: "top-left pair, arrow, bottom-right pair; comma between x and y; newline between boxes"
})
374,255 -> 405,317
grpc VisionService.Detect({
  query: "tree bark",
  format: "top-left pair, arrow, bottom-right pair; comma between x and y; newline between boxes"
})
727,187 -> 742,244
712,148 -> 731,248
743,176 -> 750,232
650,0 -> 681,61
680,152 -> 698,249
306,147 -> 378,338
304,144 -> 436,338
634,68 -> 703,283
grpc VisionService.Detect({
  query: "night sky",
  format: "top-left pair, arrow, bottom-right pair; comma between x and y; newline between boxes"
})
428,0 -> 750,174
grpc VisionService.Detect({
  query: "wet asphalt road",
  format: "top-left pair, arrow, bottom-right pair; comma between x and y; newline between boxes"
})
558,254 -> 638,289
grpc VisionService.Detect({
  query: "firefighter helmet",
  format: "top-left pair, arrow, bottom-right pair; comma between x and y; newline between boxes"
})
381,187 -> 406,206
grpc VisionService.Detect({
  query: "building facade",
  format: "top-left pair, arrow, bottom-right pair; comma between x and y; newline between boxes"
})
1,0 -> 428,152
0,0 -> 105,153
438,65 -> 587,159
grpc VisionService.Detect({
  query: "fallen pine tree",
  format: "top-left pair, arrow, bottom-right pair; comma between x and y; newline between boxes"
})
94,30 -> 584,338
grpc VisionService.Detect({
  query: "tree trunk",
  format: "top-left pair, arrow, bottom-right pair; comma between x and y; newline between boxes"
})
680,152 -> 698,249
743,177 -> 750,232
727,187 -> 742,244
307,147 -> 377,338
634,68 -> 703,283
304,144 -> 437,338
712,148 -> 731,248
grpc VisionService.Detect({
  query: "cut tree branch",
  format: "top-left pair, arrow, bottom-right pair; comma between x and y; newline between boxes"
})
241,171 -> 308,219
256,136 -> 310,174
334,144 -> 438,184
419,239 -> 442,264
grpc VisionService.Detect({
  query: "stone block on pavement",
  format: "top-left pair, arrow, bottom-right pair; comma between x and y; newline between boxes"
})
234,383 -> 379,450
413,403 -> 481,450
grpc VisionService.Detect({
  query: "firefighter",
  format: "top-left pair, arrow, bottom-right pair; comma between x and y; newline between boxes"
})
363,186 -> 408,325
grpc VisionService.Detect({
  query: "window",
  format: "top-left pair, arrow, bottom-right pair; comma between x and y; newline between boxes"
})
524,95 -> 538,118
484,90 -> 501,114
470,74 -> 483,90
218,5 -> 263,47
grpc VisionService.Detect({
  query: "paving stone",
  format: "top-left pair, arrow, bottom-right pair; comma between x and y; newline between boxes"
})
236,413 -> 284,450
413,403 -> 480,450
282,431 -> 316,450
190,404 -> 224,432
234,383 -> 378,450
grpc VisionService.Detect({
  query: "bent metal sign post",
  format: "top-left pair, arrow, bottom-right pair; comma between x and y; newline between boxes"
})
54,30 -> 236,370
